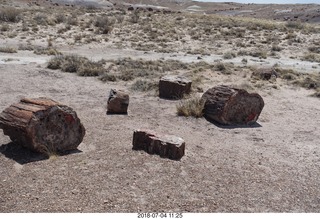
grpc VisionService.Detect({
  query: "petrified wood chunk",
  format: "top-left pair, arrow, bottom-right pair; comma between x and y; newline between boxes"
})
0,97 -> 85,154
107,89 -> 129,114
132,130 -> 185,160
201,85 -> 264,125
159,75 -> 192,99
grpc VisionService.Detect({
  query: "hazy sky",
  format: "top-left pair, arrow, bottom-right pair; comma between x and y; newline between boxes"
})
193,0 -> 319,4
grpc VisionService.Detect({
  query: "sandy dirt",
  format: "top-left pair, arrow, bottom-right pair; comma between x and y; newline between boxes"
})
1,0 -> 320,213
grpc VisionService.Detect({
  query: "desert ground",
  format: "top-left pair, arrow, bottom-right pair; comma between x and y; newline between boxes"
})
0,0 -> 320,213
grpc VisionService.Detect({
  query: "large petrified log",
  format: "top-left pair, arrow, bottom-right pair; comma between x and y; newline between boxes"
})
133,130 -> 185,160
0,97 -> 85,154
201,85 -> 264,125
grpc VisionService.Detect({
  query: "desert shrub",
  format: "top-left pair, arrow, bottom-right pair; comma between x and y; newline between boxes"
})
55,13 -> 66,24
34,13 -> 49,25
274,68 -> 300,81
250,50 -> 267,59
311,89 -> 320,98
271,44 -> 282,52
286,21 -> 305,30
94,16 -> 114,34
223,52 -> 236,59
130,11 -> 140,23
47,54 -> 105,76
67,16 -> 78,26
308,46 -> 320,54
0,7 -> 20,22
77,60 -> 105,76
18,44 -> 35,51
34,47 -> 62,56
99,73 -> 117,82
1,24 -> 9,31
293,76 -> 319,89
0,47 -> 17,53
176,96 -> 205,118
131,79 -> 157,92
113,58 -> 188,81
302,53 -> 320,62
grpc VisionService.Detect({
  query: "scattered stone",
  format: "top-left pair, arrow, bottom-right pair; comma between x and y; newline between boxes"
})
107,89 -> 129,114
0,97 -> 86,154
201,85 -> 264,125
159,75 -> 192,99
132,130 -> 185,160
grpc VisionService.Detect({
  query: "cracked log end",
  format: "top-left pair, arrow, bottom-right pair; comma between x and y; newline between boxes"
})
201,85 -> 265,125
0,97 -> 86,154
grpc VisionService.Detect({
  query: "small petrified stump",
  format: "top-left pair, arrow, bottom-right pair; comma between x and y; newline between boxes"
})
252,68 -> 278,80
107,89 -> 129,114
0,97 -> 85,154
132,130 -> 185,160
201,85 -> 264,125
159,75 -> 192,99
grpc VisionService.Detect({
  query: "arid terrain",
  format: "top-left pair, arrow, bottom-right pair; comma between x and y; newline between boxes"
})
0,0 -> 320,213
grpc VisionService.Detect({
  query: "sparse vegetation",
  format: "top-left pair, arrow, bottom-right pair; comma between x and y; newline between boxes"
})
131,79 -> 157,92
47,54 -> 105,76
0,7 -> 20,22
301,53 -> 320,62
176,96 -> 205,118
0,46 -> 17,53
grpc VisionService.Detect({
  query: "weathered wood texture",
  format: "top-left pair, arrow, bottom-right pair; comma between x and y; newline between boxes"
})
132,130 -> 185,160
159,75 -> 192,99
201,85 -> 264,125
0,97 -> 85,154
107,89 -> 129,114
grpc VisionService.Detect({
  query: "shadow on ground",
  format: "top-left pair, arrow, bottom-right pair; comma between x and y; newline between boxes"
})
0,142 -> 82,165
204,116 -> 262,129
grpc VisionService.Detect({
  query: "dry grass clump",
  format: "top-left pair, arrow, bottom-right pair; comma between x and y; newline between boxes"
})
293,76 -> 319,90
0,7 -> 20,22
285,21 -> 305,30
176,95 -> 205,118
34,47 -> 62,56
215,62 -> 233,75
131,79 -> 157,92
275,68 -> 319,90
223,52 -> 237,59
311,89 -> 320,98
99,58 -> 212,82
0,46 -> 17,53
110,58 -> 189,81
274,68 -> 301,81
94,16 -> 115,34
237,49 -> 268,59
301,53 -> 320,62
47,54 -> 105,76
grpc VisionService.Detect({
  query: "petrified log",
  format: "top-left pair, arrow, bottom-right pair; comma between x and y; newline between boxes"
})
159,75 -> 192,99
132,130 -> 185,160
107,89 -> 129,114
201,85 -> 264,125
0,97 -> 85,154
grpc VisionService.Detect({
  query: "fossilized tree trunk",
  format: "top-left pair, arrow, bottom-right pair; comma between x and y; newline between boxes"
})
0,97 -> 85,154
201,85 -> 264,125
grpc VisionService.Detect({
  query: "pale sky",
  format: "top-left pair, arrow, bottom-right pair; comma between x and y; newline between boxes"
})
193,0 -> 319,4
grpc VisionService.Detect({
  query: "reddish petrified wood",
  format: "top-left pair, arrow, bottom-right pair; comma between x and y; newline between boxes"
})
0,97 -> 85,154
201,85 -> 264,125
133,130 -> 185,160
159,75 -> 192,99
